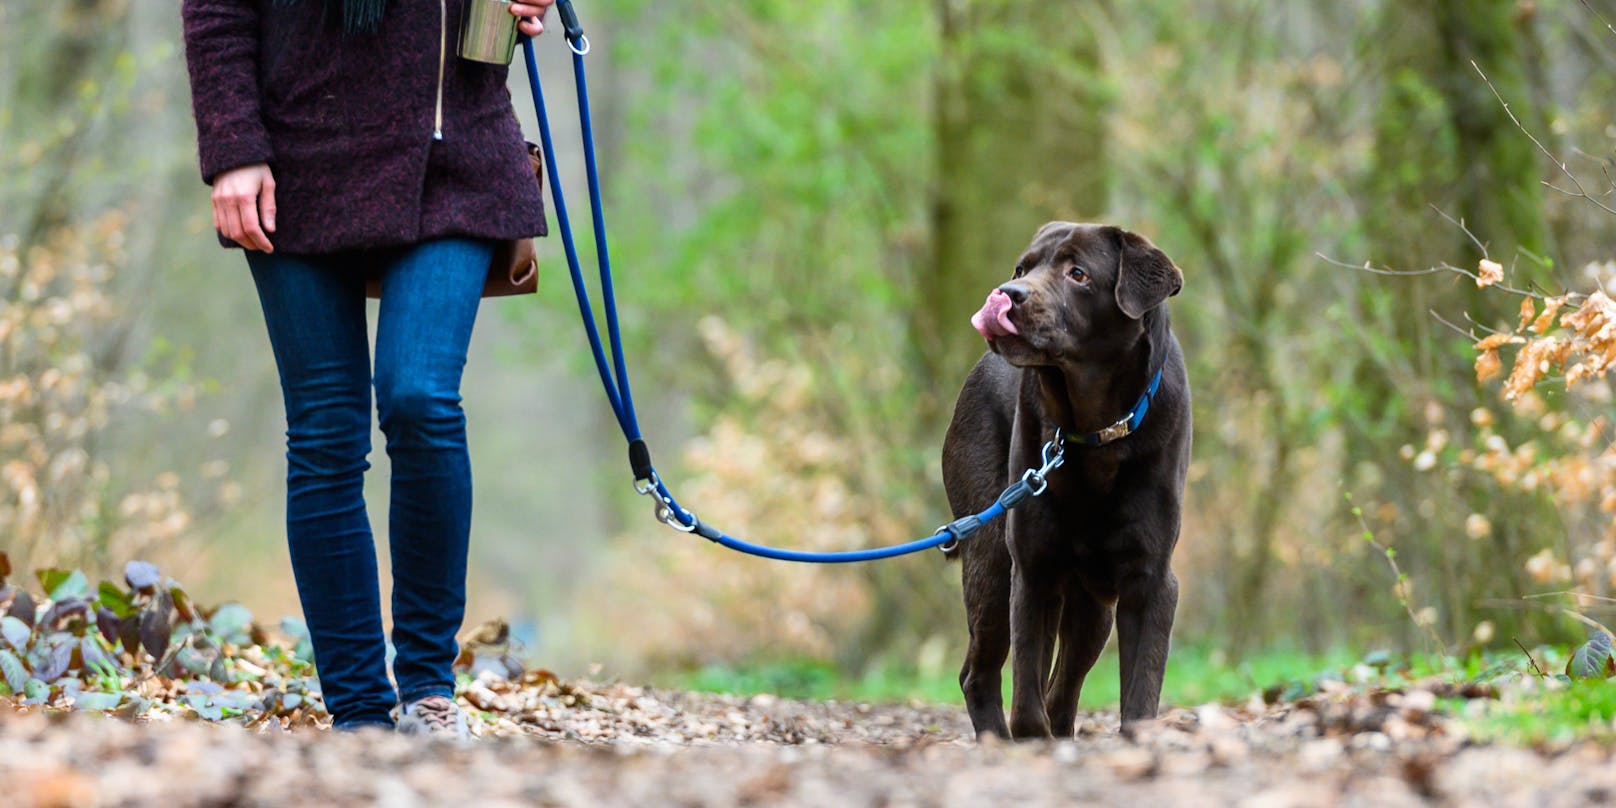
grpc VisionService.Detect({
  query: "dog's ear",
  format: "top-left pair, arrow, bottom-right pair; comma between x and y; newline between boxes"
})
1112,228 -> 1183,320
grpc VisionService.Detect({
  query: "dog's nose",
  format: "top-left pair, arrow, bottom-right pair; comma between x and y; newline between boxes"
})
997,283 -> 1028,305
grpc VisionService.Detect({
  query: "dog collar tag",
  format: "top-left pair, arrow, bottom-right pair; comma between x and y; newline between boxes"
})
1064,367 -> 1164,448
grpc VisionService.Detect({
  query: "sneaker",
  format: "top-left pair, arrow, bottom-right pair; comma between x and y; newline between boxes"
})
393,695 -> 471,741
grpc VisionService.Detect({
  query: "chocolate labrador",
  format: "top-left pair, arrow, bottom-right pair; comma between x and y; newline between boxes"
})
941,222 -> 1191,740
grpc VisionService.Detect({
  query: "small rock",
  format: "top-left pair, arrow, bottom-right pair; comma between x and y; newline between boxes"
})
1297,738 -> 1344,771
1101,747 -> 1157,780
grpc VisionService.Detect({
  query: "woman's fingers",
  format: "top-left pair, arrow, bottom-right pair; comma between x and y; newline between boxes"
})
220,200 -> 246,250
259,174 -> 277,234
211,163 -> 276,252
510,2 -> 551,36
237,193 -> 272,252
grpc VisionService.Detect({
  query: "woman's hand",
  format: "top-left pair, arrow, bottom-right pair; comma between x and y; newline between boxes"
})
510,0 -> 556,37
212,162 -> 277,253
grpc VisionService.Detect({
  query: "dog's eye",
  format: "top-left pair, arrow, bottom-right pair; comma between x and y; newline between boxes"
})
1013,264 -> 1027,279
1068,265 -> 1089,283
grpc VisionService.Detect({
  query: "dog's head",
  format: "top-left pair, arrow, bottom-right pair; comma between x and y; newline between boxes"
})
971,222 -> 1182,368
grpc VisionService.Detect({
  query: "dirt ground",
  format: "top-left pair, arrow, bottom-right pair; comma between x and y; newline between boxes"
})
6,676 -> 1616,808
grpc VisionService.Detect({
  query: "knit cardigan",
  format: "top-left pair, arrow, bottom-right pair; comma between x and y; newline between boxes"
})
182,0 -> 547,253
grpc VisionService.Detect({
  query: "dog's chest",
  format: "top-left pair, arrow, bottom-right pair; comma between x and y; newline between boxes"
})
1053,453 -> 1123,500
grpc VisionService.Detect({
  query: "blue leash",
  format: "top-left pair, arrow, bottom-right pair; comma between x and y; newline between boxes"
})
520,10 -> 1084,562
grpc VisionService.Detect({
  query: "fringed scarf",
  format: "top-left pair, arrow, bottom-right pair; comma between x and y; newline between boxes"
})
272,0 -> 390,35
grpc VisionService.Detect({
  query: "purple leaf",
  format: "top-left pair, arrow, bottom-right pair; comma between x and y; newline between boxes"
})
40,597 -> 89,634
139,604 -> 170,662
95,607 -> 120,647
118,614 -> 141,657
9,590 -> 35,628
1567,632 -> 1616,679
123,561 -> 161,594
33,639 -> 72,682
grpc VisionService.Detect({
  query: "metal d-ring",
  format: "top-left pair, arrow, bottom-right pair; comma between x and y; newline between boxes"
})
568,33 -> 591,55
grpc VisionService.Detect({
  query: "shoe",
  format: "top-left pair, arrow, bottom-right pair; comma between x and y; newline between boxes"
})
393,695 -> 471,741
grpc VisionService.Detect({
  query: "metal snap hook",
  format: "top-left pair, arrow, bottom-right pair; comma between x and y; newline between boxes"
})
1021,468 -> 1048,497
655,502 -> 698,533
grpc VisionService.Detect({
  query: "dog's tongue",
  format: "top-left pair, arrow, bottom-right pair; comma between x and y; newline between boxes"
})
971,289 -> 1019,340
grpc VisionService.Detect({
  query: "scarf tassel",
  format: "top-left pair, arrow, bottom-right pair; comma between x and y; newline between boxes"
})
273,0 -> 390,35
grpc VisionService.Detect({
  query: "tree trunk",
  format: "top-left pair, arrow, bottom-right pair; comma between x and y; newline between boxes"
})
913,0 -> 1110,428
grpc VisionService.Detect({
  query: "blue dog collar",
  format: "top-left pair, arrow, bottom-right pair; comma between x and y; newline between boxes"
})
1060,367 -> 1164,448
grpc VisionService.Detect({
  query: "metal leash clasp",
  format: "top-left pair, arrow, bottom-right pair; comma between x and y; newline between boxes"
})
1023,436 -> 1065,494
635,471 -> 699,533
933,436 -> 1066,554
656,501 -> 698,533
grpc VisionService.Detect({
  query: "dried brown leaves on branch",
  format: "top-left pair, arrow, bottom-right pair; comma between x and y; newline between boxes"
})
1460,256 -> 1616,595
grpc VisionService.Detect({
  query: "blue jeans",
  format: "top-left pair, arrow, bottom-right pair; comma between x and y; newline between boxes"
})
246,238 -> 492,728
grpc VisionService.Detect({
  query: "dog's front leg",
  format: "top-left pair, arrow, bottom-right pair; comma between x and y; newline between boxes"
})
1115,561 -> 1178,724
1006,551 -> 1059,739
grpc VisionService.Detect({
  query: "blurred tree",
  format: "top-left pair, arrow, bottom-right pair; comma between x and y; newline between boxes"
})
913,0 -> 1111,423
1347,0 -> 1563,648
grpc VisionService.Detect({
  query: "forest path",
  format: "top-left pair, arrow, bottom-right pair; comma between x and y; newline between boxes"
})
5,678 -> 1611,807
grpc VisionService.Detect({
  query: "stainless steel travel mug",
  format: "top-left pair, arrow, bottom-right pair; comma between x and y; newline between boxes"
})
459,0 -> 520,65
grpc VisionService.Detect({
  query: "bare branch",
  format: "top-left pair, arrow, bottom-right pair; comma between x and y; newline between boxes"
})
1473,60 -> 1616,217
1429,310 -> 1481,341
1319,250 -> 1557,300
1428,204 -> 1488,258
1582,0 -> 1616,40
1514,637 -> 1548,677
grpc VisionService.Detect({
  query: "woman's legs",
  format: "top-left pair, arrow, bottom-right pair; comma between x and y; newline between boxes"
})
246,250 -> 395,728
372,238 -> 491,705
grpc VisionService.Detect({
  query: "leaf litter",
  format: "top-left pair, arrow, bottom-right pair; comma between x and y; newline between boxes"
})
4,553 -> 1616,805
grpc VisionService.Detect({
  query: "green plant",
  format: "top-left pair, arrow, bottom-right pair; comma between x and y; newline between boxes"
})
0,550 -> 321,724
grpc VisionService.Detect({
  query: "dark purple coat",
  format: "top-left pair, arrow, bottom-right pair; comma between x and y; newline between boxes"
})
182,0 -> 547,254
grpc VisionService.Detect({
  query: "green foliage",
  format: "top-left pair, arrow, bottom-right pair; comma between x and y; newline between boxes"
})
665,645 -> 1361,708
1468,680 -> 1616,746
0,551 -> 322,724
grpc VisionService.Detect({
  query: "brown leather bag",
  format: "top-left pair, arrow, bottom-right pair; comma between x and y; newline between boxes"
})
366,142 -> 545,299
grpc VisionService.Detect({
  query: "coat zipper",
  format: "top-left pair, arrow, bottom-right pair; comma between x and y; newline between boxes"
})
434,0 -> 447,140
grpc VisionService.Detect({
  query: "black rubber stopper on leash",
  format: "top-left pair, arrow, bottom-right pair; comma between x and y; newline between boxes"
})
628,439 -> 654,484
556,0 -> 585,43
